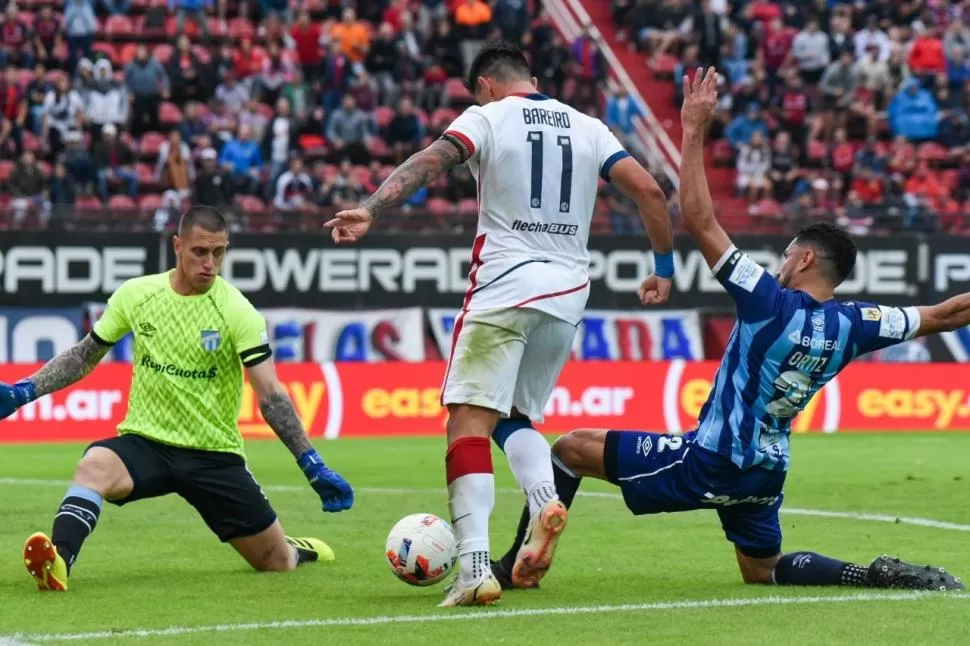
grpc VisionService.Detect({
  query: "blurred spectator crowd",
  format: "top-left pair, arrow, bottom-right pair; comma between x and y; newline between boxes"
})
614,0 -> 970,234
0,0 -> 644,232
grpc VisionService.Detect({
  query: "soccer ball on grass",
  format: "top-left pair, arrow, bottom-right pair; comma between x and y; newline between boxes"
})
385,513 -> 457,586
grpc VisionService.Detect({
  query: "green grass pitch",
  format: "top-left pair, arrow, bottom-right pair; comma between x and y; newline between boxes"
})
0,433 -> 968,645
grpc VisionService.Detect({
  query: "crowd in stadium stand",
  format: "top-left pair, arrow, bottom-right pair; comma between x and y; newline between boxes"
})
613,0 -> 970,233
1,0 -> 662,232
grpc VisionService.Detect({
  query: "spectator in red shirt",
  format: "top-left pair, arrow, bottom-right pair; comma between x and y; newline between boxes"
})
850,168 -> 885,204
909,26 -> 947,78
904,163 -> 947,201
760,17 -> 794,94
32,6 -> 63,69
383,0 -> 409,32
773,74 -> 812,144
887,134 -> 917,175
0,65 -> 26,155
747,0 -> 782,24
290,10 -> 323,77
829,127 -> 855,177
234,38 -> 264,80
2,5 -> 35,69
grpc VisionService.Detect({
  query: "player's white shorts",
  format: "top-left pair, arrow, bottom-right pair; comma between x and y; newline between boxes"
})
441,308 -> 577,423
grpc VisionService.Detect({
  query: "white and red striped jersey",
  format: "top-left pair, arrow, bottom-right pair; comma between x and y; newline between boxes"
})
444,92 -> 630,325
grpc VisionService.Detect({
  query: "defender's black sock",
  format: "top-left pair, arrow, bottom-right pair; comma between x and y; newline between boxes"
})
499,457 -> 582,569
773,551 -> 869,586
51,485 -> 103,571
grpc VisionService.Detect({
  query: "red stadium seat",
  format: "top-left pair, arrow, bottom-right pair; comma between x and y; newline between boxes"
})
160,102 -> 183,125
431,107 -> 457,127
426,197 -> 452,216
103,15 -> 133,38
651,54 -> 679,78
457,198 -> 478,214
138,193 -> 163,211
711,139 -> 734,165
236,195 -> 268,214
108,195 -> 136,209
92,42 -> 118,65
44,69 -> 68,84
119,43 -> 138,65
917,142 -> 948,164
16,69 -> 34,88
139,132 -> 165,157
191,45 -> 212,65
367,137 -> 389,157
806,140 -> 829,165
22,131 -> 41,153
374,106 -> 394,129
444,78 -> 471,102
754,198 -> 782,218
941,169 -> 959,190
134,163 -> 155,184
229,18 -> 255,39
298,134 -> 327,155
76,196 -> 103,209
153,44 -> 174,65
0,160 -> 14,182
351,165 -> 371,184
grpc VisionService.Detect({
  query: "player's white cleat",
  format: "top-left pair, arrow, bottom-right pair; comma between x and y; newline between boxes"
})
511,499 -> 568,589
438,573 -> 502,607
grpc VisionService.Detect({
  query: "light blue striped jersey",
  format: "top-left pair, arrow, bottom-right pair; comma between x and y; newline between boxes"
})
695,246 -> 922,472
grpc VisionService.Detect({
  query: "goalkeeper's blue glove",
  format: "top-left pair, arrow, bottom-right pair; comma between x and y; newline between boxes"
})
298,449 -> 354,512
0,380 -> 36,421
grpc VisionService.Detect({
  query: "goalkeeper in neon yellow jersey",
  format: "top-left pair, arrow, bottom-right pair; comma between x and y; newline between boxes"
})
0,206 -> 353,592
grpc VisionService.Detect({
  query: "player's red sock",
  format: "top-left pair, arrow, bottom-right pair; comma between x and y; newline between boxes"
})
446,436 -> 494,583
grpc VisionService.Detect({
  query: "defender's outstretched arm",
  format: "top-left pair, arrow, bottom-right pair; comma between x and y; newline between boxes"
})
914,293 -> 970,337
679,67 -> 734,271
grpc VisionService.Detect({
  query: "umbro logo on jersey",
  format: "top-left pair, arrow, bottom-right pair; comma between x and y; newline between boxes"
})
511,220 -> 578,235
201,329 -> 221,352
139,322 -> 157,338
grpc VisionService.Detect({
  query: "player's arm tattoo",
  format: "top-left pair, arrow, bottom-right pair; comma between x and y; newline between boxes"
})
360,139 -> 464,218
29,335 -> 111,397
259,392 -> 314,458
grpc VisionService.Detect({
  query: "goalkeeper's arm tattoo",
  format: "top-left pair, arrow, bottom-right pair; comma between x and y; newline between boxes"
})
360,138 -> 464,218
259,392 -> 314,458
30,335 -> 111,397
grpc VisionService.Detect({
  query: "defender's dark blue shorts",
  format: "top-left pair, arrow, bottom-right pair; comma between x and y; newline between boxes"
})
604,430 -> 786,558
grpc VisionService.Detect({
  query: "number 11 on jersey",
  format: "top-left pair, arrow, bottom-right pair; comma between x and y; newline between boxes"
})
527,131 -> 573,213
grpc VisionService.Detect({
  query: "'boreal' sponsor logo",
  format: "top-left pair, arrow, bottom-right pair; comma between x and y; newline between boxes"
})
140,355 -> 218,379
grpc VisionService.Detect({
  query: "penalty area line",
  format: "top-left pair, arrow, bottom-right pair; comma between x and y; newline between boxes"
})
10,592 -> 967,642
2,478 -> 970,533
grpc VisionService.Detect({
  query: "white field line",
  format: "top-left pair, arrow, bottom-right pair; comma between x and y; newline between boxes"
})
0,638 -> 38,646
7,592 -> 967,643
1,477 -> 969,533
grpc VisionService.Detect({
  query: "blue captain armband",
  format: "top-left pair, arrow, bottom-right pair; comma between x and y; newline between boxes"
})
654,251 -> 675,279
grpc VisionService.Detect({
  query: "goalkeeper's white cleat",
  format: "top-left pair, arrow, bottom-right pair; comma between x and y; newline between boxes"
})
511,499 -> 568,589
437,573 -> 502,607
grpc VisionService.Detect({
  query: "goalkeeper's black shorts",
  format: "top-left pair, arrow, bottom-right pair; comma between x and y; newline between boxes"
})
87,433 -> 278,542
